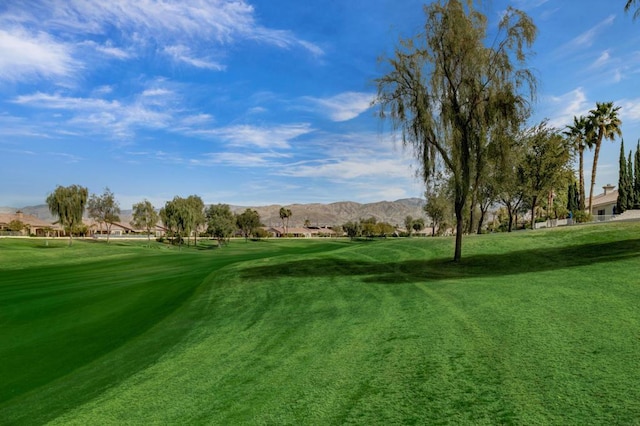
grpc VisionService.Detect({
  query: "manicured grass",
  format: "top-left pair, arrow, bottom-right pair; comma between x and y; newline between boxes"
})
1,225 -> 640,424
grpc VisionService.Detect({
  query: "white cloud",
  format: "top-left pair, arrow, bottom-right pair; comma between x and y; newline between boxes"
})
618,98 -> 640,121
14,92 -> 120,110
0,28 -> 75,81
1,0 -> 323,66
305,92 -> 374,122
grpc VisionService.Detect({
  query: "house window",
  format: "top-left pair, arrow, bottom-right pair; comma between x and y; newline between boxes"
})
597,209 -> 605,221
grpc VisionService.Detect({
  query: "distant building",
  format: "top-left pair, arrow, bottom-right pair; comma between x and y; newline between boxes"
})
0,211 -> 61,236
590,184 -> 618,219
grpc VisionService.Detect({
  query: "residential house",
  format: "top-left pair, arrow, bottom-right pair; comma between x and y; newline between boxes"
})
590,184 -> 618,220
0,211 -> 62,236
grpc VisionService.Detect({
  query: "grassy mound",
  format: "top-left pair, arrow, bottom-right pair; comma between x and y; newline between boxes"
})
1,224 -> 640,424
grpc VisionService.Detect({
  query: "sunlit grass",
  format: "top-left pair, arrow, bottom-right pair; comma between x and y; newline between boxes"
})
1,224 -> 640,424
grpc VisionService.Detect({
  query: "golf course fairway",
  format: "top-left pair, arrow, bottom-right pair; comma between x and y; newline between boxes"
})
1,223 -> 640,424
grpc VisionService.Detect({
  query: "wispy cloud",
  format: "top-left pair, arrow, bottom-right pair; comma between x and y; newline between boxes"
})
618,98 -> 640,121
0,28 -> 75,81
543,87 -> 590,128
590,50 -> 611,68
12,91 -> 174,139
562,15 -> 615,50
304,92 -> 374,122
163,45 -> 226,70
0,0 -> 323,78
193,123 -> 314,149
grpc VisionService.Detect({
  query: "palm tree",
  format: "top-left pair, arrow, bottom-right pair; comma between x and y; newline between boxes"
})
279,207 -> 292,236
626,0 -> 640,19
563,115 -> 591,211
586,102 -> 623,213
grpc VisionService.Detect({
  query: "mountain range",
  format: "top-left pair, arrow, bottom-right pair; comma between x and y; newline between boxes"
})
1,198 -> 427,228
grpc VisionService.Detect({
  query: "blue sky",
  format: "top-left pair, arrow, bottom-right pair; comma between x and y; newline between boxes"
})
1,0 -> 639,209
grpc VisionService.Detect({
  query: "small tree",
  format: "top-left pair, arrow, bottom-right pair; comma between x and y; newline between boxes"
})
7,219 -> 25,234
404,215 -> 415,237
131,200 -> 159,244
279,207 -> 292,236
412,218 -> 425,235
46,184 -> 88,245
206,204 -> 236,246
342,221 -> 362,240
87,187 -> 121,243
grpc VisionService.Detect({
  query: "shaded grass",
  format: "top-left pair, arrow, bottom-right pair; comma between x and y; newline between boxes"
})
2,224 -> 640,424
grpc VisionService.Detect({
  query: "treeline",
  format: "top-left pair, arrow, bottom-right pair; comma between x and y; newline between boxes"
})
44,185 -> 266,246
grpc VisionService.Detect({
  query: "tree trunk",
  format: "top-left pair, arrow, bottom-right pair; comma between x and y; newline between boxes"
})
454,200 -> 464,262
477,208 -> 487,235
530,195 -> 538,230
467,195 -> 476,235
588,140 -> 602,214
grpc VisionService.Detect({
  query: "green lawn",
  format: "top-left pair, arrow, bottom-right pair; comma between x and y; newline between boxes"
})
1,224 -> 640,424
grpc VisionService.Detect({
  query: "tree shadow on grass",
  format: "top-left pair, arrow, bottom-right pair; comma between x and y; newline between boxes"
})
240,238 -> 640,284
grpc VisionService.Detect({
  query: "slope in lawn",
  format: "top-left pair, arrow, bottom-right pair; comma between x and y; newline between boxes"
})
2,225 -> 640,424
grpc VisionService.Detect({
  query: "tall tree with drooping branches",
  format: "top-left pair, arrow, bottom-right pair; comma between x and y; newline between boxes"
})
46,184 -> 88,246
626,0 -> 640,19
376,0 -> 536,261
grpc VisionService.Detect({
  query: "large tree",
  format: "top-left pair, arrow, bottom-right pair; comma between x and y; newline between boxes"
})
376,0 -> 536,261
586,102 -> 622,214
206,203 -> 236,246
236,209 -> 261,241
159,196 -> 203,247
131,200 -> 159,244
87,187 -> 121,243
518,123 -> 572,230
46,184 -> 88,245
563,116 -> 591,211
185,195 -> 205,247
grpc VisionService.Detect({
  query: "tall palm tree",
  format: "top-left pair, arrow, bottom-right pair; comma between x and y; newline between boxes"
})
626,0 -> 640,19
586,101 -> 623,213
563,115 -> 591,211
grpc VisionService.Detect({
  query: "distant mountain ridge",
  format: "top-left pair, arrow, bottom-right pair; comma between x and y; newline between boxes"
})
1,198 -> 427,228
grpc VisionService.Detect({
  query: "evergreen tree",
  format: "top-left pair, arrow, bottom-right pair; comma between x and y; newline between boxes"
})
635,141 -> 640,208
628,152 -> 635,210
617,140 -> 629,213
567,183 -> 578,213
